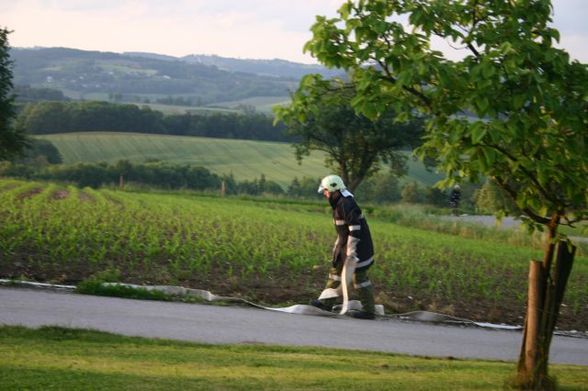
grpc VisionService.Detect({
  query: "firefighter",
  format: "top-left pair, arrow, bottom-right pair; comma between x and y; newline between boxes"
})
310,174 -> 376,319
449,184 -> 461,215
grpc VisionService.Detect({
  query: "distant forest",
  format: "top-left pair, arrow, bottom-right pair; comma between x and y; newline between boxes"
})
17,101 -> 290,142
13,84 -> 69,102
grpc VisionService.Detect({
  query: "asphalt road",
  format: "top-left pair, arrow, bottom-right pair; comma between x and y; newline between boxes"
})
1,287 -> 587,365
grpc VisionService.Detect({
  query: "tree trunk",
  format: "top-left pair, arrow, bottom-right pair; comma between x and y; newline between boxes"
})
517,260 -> 545,385
516,239 -> 576,390
537,241 -> 576,380
220,180 -> 226,197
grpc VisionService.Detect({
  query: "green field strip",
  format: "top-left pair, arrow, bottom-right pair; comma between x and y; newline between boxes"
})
37,132 -> 441,187
94,136 -> 116,161
153,134 -> 177,158
233,141 -> 284,179
144,103 -> 239,114
213,140 -> 260,180
208,96 -> 290,112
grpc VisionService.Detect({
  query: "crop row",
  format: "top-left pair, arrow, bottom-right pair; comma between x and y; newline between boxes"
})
1,179 -> 586,328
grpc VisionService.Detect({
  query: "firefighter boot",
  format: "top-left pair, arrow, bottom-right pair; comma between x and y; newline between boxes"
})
347,284 -> 375,319
310,298 -> 337,312
350,269 -> 376,319
311,266 -> 343,312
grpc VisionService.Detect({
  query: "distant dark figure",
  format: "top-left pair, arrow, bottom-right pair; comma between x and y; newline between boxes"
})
449,185 -> 461,215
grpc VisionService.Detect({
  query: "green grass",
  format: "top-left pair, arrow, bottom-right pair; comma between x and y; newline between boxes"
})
140,102 -> 240,115
36,132 -> 442,188
76,279 -> 174,301
59,92 -> 248,114
1,326 -> 586,390
209,95 -> 291,113
37,132 -> 328,188
98,62 -> 158,76
1,179 -> 586,330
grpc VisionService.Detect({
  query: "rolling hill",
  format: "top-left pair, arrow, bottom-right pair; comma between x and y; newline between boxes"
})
181,53 -> 342,79
10,47 -> 339,111
37,132 -> 442,188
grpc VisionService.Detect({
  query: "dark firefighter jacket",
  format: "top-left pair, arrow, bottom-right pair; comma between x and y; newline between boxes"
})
329,190 -> 374,270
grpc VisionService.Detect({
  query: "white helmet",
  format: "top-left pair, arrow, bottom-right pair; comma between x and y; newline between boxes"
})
318,174 -> 346,193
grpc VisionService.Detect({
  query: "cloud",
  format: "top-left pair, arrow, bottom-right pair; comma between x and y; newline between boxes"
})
3,0 -> 347,62
3,0 -> 586,63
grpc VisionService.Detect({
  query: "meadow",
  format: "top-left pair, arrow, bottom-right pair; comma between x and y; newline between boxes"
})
62,93 -> 285,115
1,326 -> 587,390
35,132 -> 442,188
60,91 -> 243,115
1,178 -> 586,330
209,95 -> 291,113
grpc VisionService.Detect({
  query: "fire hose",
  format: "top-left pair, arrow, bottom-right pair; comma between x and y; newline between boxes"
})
6,278 -> 573,335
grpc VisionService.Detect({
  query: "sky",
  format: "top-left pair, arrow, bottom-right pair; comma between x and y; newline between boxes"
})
2,0 -> 587,64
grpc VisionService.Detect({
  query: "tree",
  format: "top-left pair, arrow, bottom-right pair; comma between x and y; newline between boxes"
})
274,77 -> 424,191
356,171 -> 401,203
304,1 -> 587,388
15,139 -> 62,165
13,85 -> 67,102
287,176 -> 321,199
0,28 -> 28,160
426,186 -> 447,207
400,181 -> 421,204
475,178 -> 519,215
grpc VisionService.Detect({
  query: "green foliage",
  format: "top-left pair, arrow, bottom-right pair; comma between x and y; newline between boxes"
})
17,100 -> 289,142
77,280 -> 172,301
356,171 -> 402,203
1,160 -> 222,190
232,174 -> 285,196
400,181 -> 422,204
0,160 -> 288,196
287,176 -> 322,199
475,179 -> 520,215
275,76 -> 424,191
286,173 -> 454,206
13,139 -> 62,165
0,28 -> 28,160
75,267 -> 151,300
305,0 -> 588,231
17,101 -> 166,134
426,187 -> 448,207
305,3 -> 588,381
13,84 -> 68,102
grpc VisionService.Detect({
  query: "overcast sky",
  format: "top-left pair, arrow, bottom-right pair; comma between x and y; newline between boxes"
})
2,0 -> 587,64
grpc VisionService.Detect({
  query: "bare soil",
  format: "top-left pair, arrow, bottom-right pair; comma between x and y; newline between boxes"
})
2,258 -> 585,332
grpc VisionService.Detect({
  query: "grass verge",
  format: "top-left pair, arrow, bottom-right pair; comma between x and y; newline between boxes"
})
1,326 -> 587,390
76,280 -> 173,301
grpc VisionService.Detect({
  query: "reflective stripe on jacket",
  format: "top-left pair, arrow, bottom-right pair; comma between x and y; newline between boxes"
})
329,190 -> 374,268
